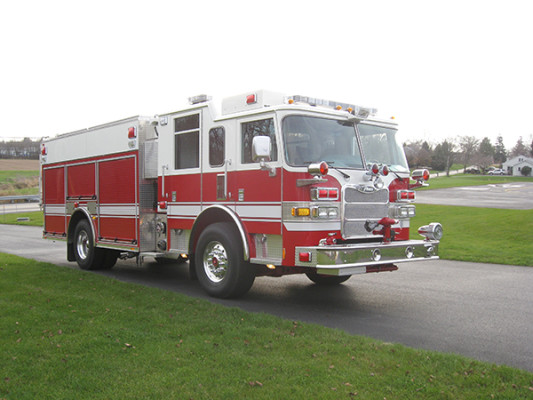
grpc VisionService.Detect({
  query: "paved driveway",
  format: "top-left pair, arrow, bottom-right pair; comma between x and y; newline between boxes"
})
1,225 -> 532,372
416,182 -> 533,209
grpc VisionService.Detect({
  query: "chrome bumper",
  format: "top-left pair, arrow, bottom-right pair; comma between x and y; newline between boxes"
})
295,239 -> 439,276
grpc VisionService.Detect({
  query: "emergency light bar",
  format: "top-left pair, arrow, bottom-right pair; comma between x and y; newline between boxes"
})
188,94 -> 212,105
287,95 -> 377,119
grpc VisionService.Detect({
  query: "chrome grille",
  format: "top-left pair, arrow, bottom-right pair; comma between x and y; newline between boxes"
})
343,186 -> 389,238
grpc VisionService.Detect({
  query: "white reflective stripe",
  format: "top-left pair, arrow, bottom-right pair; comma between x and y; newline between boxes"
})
99,215 -> 137,219
168,204 -> 202,217
283,221 -> 341,231
100,205 -> 137,216
44,204 -> 65,214
241,218 -> 282,223
235,205 -> 281,219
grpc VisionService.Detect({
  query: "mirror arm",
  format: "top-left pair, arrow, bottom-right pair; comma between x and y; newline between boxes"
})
259,160 -> 277,177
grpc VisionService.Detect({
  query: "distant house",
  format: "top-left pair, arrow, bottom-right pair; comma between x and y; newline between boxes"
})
503,155 -> 533,176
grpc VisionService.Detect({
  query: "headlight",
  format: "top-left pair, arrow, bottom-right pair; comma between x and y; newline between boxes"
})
312,206 -> 339,219
390,205 -> 416,219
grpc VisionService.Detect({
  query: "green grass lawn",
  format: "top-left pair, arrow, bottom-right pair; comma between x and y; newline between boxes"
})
420,174 -> 532,190
0,170 -> 39,196
1,253 -> 532,399
0,210 -> 43,226
411,204 -> 533,266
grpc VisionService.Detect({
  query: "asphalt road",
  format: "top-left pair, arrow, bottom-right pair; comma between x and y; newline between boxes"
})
416,182 -> 533,209
1,225 -> 532,372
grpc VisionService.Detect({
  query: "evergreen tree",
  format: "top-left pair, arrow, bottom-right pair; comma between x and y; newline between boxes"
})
510,136 -> 528,158
479,137 -> 494,158
431,140 -> 455,175
493,136 -> 507,165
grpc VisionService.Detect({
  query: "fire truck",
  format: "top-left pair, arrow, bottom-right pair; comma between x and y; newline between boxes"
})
40,90 -> 442,298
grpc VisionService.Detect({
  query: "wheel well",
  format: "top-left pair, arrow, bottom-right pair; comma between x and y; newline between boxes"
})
189,206 -> 249,261
67,211 -> 93,261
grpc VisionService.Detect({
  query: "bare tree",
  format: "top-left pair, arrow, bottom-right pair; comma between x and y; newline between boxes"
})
459,136 -> 479,170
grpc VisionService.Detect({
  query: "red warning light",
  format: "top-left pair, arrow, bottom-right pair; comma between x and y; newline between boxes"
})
319,161 -> 329,176
246,94 -> 257,104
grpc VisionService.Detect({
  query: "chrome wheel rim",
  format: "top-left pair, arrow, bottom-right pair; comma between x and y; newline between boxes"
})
76,230 -> 89,260
202,241 -> 228,283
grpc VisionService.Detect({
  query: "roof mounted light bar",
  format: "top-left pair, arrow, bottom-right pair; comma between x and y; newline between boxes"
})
287,95 -> 377,119
188,94 -> 212,105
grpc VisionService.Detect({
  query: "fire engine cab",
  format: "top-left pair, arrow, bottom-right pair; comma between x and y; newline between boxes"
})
40,90 -> 442,298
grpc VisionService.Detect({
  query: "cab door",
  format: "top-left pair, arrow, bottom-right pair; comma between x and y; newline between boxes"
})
164,110 -> 203,253
233,115 -> 283,264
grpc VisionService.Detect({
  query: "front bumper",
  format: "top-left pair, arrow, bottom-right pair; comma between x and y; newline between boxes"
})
295,239 -> 439,276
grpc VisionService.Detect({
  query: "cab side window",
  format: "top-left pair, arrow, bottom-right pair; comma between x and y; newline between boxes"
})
241,118 -> 277,164
174,114 -> 199,169
209,127 -> 225,167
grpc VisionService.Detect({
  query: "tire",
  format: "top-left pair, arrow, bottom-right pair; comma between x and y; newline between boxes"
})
194,222 -> 255,298
306,272 -> 351,286
155,255 -> 187,265
73,219 -> 103,270
100,250 -> 119,270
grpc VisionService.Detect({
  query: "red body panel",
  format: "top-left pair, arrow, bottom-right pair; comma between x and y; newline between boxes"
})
42,151 -> 139,247
43,167 -> 65,203
99,217 -> 137,242
99,157 -> 136,204
67,163 -> 96,198
43,166 -> 66,235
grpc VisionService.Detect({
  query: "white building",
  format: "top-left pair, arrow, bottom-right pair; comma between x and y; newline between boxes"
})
503,155 -> 533,176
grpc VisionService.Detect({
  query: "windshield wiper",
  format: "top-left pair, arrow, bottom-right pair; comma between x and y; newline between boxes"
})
323,161 -> 350,179
388,168 -> 405,182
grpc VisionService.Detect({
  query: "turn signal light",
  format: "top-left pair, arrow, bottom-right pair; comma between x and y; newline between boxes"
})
292,207 -> 310,217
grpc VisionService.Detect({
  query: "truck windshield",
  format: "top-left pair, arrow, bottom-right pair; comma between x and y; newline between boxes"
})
282,115 -> 364,168
357,123 -> 409,173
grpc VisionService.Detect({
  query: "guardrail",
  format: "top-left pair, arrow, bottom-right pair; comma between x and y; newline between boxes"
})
0,195 -> 41,215
0,195 -> 40,203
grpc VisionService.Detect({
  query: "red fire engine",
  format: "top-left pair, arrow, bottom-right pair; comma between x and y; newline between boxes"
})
41,91 -> 442,298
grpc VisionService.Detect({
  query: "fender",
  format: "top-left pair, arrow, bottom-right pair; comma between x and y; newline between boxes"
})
190,205 -> 250,261
67,208 -> 97,261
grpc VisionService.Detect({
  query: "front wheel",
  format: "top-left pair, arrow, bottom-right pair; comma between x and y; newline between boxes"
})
194,222 -> 255,298
306,273 -> 351,286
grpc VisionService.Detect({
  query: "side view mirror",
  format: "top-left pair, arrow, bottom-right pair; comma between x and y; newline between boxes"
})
252,136 -> 272,162
252,136 -> 276,176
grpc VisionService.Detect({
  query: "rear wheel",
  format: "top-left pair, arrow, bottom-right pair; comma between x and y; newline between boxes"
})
306,273 -> 351,286
73,220 -> 103,270
195,222 -> 255,298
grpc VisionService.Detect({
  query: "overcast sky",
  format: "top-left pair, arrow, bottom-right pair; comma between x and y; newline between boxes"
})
1,0 -> 532,150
